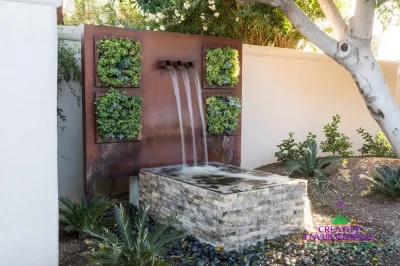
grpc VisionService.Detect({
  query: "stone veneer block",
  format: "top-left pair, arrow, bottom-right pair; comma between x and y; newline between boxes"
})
139,162 -> 307,251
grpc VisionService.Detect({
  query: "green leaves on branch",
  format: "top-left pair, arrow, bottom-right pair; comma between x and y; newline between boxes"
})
205,47 -> 239,86
205,96 -> 242,135
320,114 -> 353,157
275,132 -> 316,163
94,88 -> 143,139
357,128 -> 395,158
82,203 -> 184,266
97,37 -> 142,87
367,166 -> 400,197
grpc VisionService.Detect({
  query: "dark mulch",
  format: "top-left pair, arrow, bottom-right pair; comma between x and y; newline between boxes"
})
59,229 -> 88,266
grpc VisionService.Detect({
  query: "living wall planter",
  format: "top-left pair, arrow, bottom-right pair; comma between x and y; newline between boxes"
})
95,35 -> 142,88
202,43 -> 240,89
94,89 -> 143,144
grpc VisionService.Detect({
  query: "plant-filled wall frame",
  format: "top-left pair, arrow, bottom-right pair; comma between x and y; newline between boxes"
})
94,35 -> 142,88
202,43 -> 241,89
94,89 -> 143,144
202,91 -> 242,137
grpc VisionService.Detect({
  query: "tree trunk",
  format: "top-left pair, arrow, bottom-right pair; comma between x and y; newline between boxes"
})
339,43 -> 400,157
57,5 -> 64,25
236,0 -> 400,157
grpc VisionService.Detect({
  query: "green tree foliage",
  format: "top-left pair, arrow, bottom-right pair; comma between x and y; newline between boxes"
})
320,114 -> 353,157
205,96 -> 242,135
64,0 -> 145,27
94,88 -> 143,140
64,0 -> 347,48
206,47 -> 239,86
59,196 -> 117,233
367,166 -> 400,197
138,0 -> 336,48
285,139 -> 341,179
82,203 -> 184,266
377,0 -> 400,30
357,128 -> 396,157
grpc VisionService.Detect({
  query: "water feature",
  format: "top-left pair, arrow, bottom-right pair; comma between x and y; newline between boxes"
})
190,67 -> 208,164
179,66 -> 197,165
167,66 -> 186,165
140,162 -> 309,251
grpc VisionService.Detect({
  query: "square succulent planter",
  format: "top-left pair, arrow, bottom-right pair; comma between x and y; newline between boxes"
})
94,90 -> 143,144
202,43 -> 240,89
203,91 -> 241,137
94,35 -> 142,88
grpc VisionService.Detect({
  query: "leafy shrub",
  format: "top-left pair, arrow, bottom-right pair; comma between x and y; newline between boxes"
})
205,47 -> 239,86
275,132 -> 316,163
83,203 -> 184,266
285,139 -> 341,179
367,166 -> 400,197
357,128 -> 395,157
97,37 -> 142,87
59,196 -> 116,233
320,114 -> 353,157
94,88 -> 143,139
205,96 -> 241,135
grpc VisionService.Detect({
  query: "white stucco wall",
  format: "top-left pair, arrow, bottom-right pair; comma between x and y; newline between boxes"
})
57,37 -> 84,201
0,0 -> 60,265
241,45 -> 399,169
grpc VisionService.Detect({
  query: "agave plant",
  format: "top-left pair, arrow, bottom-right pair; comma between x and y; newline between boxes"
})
82,203 -> 184,266
285,139 -> 341,179
367,166 -> 400,197
59,196 -> 116,233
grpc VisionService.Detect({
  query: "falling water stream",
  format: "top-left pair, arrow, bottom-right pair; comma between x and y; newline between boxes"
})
179,66 -> 197,165
191,67 -> 208,164
167,66 -> 186,165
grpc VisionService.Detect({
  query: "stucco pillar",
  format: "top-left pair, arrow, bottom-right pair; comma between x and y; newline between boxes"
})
0,0 -> 61,265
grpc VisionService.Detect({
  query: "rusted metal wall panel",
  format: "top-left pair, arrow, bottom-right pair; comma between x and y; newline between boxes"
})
82,25 -> 242,198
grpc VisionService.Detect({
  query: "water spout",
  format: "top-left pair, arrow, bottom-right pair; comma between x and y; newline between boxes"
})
167,66 -> 186,165
179,66 -> 197,165
190,67 -> 208,164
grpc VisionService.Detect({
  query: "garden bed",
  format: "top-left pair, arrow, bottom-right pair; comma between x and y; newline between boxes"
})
59,157 -> 400,265
258,157 -> 400,235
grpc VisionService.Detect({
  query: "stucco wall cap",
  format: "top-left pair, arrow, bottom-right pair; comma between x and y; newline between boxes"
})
3,0 -> 62,7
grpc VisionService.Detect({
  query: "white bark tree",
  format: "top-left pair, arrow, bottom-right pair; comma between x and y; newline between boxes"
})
237,0 -> 400,157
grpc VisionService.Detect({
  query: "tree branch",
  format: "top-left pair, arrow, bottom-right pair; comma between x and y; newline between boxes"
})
350,0 -> 376,40
236,0 -> 349,59
317,0 -> 348,40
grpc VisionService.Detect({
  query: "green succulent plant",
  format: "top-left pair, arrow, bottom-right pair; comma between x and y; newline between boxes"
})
94,88 -> 143,140
367,166 -> 400,197
285,139 -> 341,179
59,196 -> 116,233
97,37 -> 142,87
205,47 -> 239,86
205,96 -> 241,135
82,203 -> 184,266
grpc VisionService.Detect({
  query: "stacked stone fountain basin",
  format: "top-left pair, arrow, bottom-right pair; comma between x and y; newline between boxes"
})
140,162 -> 307,251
